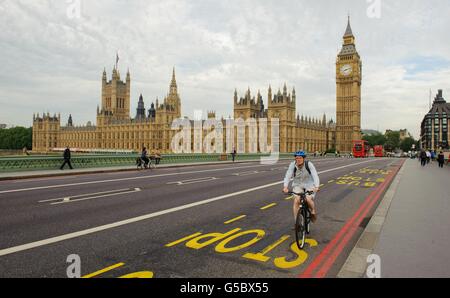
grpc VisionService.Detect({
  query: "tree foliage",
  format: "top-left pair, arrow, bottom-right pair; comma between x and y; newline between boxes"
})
400,137 -> 416,152
384,131 -> 401,151
363,133 -> 386,148
0,127 -> 32,150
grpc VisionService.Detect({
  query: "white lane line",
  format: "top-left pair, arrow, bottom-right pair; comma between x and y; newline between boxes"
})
166,177 -> 219,186
51,188 -> 142,205
232,171 -> 260,176
0,164 -> 286,195
0,158 -> 343,195
0,159 -> 383,257
38,188 -> 133,203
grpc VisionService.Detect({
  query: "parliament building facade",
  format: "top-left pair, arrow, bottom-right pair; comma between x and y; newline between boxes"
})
33,19 -> 362,154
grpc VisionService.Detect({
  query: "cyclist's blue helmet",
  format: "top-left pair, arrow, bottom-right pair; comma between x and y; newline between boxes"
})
294,151 -> 307,158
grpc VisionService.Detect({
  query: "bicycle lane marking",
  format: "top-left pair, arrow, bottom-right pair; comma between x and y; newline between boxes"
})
164,227 -> 319,270
299,159 -> 405,278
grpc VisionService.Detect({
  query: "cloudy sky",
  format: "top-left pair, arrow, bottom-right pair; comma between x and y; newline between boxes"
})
1,0 -> 450,138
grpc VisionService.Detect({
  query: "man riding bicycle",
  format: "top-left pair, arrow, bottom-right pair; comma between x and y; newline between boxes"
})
141,147 -> 150,168
283,151 -> 320,223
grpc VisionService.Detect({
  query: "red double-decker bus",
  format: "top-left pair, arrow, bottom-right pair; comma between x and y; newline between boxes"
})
352,140 -> 370,158
374,145 -> 384,157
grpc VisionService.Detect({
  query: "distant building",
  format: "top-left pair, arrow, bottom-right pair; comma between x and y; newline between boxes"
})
399,129 -> 412,141
32,19 -> 360,154
420,90 -> 450,150
0,124 -> 6,129
362,129 -> 381,136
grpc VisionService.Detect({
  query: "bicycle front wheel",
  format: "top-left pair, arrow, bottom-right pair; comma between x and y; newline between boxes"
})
295,208 -> 306,250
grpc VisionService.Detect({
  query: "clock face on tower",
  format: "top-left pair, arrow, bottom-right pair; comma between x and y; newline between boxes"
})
340,64 -> 353,76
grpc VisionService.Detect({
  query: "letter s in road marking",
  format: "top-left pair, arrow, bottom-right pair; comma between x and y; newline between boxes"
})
273,239 -> 318,269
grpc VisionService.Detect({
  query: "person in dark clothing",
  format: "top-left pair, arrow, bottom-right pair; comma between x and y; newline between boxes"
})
231,148 -> 237,162
141,147 -> 150,168
438,151 -> 445,168
420,150 -> 427,167
60,147 -> 73,170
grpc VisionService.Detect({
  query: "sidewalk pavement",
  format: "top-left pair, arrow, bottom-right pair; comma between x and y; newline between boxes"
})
338,158 -> 450,278
0,158 -> 290,181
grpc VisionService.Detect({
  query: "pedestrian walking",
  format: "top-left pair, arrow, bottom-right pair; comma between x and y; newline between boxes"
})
426,150 -> 431,164
231,148 -> 237,162
60,146 -> 73,170
420,150 -> 427,167
438,151 -> 445,168
155,149 -> 162,166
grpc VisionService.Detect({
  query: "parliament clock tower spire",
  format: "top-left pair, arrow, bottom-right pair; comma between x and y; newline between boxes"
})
336,16 -> 362,153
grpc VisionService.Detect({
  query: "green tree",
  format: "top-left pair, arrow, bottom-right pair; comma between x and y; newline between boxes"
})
363,133 -> 386,147
0,127 -> 32,150
385,131 -> 400,152
400,137 -> 417,152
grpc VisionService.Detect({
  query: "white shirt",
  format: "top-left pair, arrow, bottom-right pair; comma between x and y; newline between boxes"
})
283,161 -> 320,190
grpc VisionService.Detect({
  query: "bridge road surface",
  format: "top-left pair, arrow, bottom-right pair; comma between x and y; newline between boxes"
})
0,157 -> 403,278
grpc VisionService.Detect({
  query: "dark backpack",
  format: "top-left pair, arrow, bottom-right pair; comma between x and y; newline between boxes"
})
294,161 -> 312,178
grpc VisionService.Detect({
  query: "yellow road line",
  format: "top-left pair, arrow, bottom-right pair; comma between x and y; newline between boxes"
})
328,180 -> 335,183
260,203 -> 277,210
82,263 -> 125,278
165,232 -> 202,247
284,196 -> 294,201
224,215 -> 247,225
119,271 -> 154,278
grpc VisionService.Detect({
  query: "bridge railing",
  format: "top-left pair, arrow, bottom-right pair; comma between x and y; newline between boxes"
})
0,153 -> 294,172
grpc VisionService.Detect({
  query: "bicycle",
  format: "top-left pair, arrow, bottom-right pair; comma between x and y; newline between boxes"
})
136,157 -> 155,170
288,190 -> 315,250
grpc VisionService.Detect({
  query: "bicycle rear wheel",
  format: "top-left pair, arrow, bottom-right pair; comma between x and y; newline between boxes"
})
295,208 -> 306,250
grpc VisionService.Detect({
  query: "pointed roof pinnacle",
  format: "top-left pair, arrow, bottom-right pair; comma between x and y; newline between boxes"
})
170,66 -> 177,88
344,15 -> 354,37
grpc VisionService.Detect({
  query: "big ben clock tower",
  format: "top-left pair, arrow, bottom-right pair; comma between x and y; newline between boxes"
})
336,17 -> 362,153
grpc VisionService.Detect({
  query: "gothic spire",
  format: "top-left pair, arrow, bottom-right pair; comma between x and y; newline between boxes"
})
68,114 -> 73,127
171,67 -> 177,87
344,15 -> 354,37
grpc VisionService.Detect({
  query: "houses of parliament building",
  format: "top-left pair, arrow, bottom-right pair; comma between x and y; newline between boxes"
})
32,19 -> 362,154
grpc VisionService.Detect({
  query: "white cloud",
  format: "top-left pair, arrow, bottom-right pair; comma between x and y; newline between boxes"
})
1,0 -> 450,140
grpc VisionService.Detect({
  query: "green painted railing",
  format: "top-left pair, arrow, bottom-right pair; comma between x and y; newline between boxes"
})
0,153 -> 295,172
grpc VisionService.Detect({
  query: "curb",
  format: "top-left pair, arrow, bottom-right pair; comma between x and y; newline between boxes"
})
0,158 -> 292,181
336,160 -> 406,278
